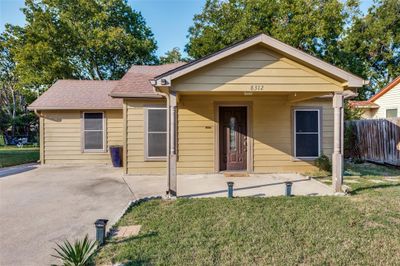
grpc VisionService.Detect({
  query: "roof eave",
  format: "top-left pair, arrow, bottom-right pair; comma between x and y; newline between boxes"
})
27,106 -> 123,111
109,93 -> 162,99
353,105 -> 379,109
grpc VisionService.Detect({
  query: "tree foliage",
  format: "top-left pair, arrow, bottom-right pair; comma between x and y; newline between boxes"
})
159,47 -> 188,64
0,31 -> 37,141
0,0 -> 157,140
186,0 -> 400,99
186,0 -> 357,61
341,0 -> 400,96
8,0 -> 157,88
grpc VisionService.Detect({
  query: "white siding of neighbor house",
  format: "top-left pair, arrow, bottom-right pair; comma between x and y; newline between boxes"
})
373,83 -> 400,118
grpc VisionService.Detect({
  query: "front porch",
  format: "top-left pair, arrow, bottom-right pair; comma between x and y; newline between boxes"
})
123,173 -> 333,199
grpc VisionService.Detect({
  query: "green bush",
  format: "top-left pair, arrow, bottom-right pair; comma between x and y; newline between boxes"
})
314,155 -> 332,172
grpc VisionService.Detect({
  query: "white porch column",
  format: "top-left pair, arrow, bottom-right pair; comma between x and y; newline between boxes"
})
332,92 -> 344,192
168,91 -> 177,196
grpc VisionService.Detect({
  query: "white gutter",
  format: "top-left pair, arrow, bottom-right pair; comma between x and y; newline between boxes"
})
33,109 -> 42,117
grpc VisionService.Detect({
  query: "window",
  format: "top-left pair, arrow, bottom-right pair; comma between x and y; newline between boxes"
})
145,107 -> 167,159
386,108 -> 398,118
83,112 -> 105,152
294,109 -> 320,158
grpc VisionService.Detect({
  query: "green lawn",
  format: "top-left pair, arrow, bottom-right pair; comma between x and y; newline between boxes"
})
0,146 -> 40,168
95,163 -> 400,265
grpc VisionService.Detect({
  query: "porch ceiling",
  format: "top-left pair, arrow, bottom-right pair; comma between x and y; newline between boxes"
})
175,91 -> 348,104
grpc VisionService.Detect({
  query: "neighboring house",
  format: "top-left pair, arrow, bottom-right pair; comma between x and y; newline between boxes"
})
350,76 -> 400,119
28,34 -> 367,193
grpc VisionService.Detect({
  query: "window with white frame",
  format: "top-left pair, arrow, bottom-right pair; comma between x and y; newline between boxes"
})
83,112 -> 105,152
145,107 -> 167,159
294,109 -> 320,158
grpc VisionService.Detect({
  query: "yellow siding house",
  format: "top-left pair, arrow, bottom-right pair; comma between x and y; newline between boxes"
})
29,34 -> 368,194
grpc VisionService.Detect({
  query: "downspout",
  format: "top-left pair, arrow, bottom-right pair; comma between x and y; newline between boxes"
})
154,89 -> 171,197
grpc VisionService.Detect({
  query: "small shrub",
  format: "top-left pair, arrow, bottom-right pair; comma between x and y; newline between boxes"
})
352,157 -> 364,164
52,234 -> 97,266
344,122 -> 363,162
314,155 -> 332,172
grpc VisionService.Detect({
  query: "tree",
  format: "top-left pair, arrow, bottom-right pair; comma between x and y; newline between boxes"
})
159,47 -> 188,64
0,30 -> 37,142
341,0 -> 400,98
8,0 -> 157,90
186,0 -> 358,62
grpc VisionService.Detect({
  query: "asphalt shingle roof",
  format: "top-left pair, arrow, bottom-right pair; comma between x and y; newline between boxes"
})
28,62 -> 186,110
28,80 -> 122,110
110,62 -> 186,98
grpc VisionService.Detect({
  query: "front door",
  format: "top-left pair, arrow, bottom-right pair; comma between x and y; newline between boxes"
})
219,107 -> 247,171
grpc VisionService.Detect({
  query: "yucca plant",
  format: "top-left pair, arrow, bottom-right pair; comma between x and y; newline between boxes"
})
52,234 -> 97,266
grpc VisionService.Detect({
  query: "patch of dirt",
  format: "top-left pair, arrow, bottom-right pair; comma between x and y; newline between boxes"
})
370,180 -> 384,183
345,180 -> 360,183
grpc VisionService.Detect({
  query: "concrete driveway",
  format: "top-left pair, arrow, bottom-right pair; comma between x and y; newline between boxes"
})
0,164 -> 134,266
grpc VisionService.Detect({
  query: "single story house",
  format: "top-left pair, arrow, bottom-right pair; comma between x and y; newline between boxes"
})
350,76 -> 399,119
28,34 -> 368,194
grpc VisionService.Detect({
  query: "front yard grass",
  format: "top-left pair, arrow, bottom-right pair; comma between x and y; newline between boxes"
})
95,163 -> 400,265
313,162 -> 400,195
0,146 -> 40,168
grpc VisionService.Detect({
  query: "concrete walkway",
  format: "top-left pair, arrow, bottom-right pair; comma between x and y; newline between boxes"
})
124,173 -> 333,199
0,165 -> 133,266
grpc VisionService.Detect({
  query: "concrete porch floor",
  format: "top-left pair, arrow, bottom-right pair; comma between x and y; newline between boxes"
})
123,173 -> 333,199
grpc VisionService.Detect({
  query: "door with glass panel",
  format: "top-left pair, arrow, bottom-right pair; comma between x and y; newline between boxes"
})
219,107 -> 247,171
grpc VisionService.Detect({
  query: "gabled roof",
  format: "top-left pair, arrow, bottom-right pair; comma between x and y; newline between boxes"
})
28,80 -> 122,110
369,76 -> 400,102
110,62 -> 186,98
153,33 -> 368,87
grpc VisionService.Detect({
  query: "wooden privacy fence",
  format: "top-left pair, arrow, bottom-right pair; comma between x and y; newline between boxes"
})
345,118 -> 400,166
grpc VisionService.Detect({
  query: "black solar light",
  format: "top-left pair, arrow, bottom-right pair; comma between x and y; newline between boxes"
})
227,181 -> 234,198
285,182 -> 293,196
94,219 -> 108,246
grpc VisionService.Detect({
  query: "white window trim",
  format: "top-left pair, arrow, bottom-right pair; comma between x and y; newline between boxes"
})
293,108 -> 321,160
385,107 -> 398,118
82,112 -> 106,153
144,107 -> 167,161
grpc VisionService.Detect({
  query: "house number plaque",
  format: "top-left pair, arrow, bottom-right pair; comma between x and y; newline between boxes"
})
249,85 -> 264,91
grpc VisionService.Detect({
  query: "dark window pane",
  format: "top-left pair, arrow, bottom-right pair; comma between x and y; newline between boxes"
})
84,131 -> 103,150
386,109 -> 398,118
84,113 -> 103,130
148,133 -> 167,157
296,134 -> 319,157
148,109 -> 166,132
296,111 -> 318,132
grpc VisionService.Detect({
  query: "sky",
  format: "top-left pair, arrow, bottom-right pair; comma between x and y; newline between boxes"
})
0,0 -> 374,57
